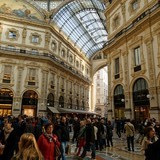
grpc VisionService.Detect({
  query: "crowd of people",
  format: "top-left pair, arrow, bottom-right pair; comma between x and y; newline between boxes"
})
0,115 -> 160,160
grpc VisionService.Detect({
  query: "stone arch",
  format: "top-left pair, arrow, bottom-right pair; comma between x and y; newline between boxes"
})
47,93 -> 54,107
92,60 -> 108,76
0,88 -> 14,116
129,76 -> 150,93
21,90 -> 38,116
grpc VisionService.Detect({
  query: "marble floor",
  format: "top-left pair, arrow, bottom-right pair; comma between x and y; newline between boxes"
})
66,133 -> 145,160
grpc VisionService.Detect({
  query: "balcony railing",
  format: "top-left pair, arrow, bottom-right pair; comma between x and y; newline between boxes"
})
0,45 -> 90,83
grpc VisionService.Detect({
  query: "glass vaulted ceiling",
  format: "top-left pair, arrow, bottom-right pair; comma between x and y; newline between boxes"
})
52,0 -> 108,59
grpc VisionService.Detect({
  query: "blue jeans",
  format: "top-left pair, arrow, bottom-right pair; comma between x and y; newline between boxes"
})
61,142 -> 67,160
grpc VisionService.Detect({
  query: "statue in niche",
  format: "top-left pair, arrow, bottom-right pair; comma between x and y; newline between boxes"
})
43,9 -> 55,24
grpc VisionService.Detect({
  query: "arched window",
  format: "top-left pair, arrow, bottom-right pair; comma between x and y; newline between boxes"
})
22,90 -> 38,116
59,96 -> 64,108
133,78 -> 149,105
114,84 -> 124,107
47,93 -> 54,107
133,78 -> 150,122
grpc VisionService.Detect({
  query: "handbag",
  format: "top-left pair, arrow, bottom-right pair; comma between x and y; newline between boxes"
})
54,142 -> 61,158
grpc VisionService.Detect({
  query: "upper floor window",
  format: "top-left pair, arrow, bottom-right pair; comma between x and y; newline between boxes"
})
112,15 -> 120,30
32,35 -> 39,43
134,46 -> 141,66
29,68 -> 36,81
50,74 -> 55,89
132,0 -> 138,11
76,60 -> 79,68
3,65 -> 12,83
9,31 -> 16,39
61,77 -> 64,89
115,57 -> 119,75
30,33 -> 42,45
61,49 -> 66,58
51,41 -> 57,51
114,16 -> 119,27
6,28 -> 19,41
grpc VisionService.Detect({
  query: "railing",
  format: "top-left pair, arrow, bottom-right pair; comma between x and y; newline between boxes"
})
0,45 -> 90,83
103,2 -> 160,47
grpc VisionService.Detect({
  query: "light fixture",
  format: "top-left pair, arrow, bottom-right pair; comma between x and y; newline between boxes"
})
147,94 -> 154,100
121,98 -> 125,102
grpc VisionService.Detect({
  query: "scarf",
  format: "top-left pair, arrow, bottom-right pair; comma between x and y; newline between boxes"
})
4,127 -> 14,141
44,132 -> 53,143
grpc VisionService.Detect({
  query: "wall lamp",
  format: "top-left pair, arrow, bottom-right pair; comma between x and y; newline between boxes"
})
121,99 -> 128,102
147,94 -> 154,100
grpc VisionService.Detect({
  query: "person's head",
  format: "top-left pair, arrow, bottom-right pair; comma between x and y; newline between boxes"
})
101,119 -> 105,124
108,120 -> 111,125
61,116 -> 66,123
18,133 -> 43,160
86,118 -> 91,124
145,126 -> 155,139
44,123 -> 54,134
80,120 -> 86,127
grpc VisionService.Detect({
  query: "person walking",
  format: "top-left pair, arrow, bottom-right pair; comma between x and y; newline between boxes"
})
59,116 -> 70,160
38,123 -> 60,160
12,133 -> 43,160
106,120 -> 113,147
76,120 -> 86,156
124,119 -> 135,151
80,118 -> 96,160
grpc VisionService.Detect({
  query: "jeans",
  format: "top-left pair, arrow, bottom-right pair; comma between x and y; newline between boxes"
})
61,142 -> 67,160
127,136 -> 134,151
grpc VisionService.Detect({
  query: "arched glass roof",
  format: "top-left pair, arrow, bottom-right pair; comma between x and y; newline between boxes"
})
52,0 -> 108,59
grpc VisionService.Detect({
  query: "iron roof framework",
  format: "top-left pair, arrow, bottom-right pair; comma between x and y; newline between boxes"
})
52,0 -> 108,59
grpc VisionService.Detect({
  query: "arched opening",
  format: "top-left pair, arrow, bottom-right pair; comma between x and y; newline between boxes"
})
114,84 -> 125,119
0,88 -> 13,116
93,66 -> 108,117
22,90 -> 38,116
47,93 -> 54,107
59,96 -> 64,108
133,78 -> 150,122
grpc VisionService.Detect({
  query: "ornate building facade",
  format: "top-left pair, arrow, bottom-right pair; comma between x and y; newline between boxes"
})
0,0 -> 91,117
92,0 -> 160,122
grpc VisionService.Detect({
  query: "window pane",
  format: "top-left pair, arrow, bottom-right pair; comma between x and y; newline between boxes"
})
115,58 -> 119,74
134,47 -> 141,66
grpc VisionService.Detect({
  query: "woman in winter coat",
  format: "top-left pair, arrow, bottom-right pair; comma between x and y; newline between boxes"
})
38,123 -> 60,160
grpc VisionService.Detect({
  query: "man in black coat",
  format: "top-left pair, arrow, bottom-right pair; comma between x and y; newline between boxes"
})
80,118 -> 96,160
